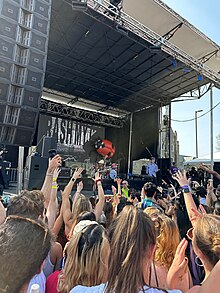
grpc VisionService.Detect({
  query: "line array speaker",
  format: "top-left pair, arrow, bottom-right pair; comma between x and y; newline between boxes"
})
0,0 -> 51,146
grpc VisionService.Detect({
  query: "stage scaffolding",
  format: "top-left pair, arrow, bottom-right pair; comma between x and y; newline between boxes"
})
70,0 -> 220,88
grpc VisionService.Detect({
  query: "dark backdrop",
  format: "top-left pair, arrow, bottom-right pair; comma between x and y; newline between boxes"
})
131,107 -> 159,162
37,114 -> 105,162
105,122 -> 130,174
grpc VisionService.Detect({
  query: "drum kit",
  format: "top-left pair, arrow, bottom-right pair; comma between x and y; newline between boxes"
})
93,159 -> 119,179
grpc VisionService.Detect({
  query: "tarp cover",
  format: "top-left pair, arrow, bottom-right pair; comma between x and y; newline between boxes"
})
123,0 -> 220,74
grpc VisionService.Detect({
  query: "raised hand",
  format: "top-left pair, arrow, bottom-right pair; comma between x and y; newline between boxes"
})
190,205 -> 206,224
72,167 -> 84,181
192,181 -> 200,188
199,163 -> 210,171
116,178 -> 122,185
94,171 -> 102,182
48,154 -> 62,173
53,168 -> 61,180
112,185 -> 117,195
173,170 -> 189,187
77,181 -> 84,193
167,238 -> 189,288
166,205 -> 176,216
207,180 -> 214,192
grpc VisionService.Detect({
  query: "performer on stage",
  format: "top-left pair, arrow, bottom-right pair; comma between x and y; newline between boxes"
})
146,157 -> 158,185
109,163 -> 117,180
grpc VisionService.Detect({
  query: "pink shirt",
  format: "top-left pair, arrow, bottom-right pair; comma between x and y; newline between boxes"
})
45,271 -> 60,293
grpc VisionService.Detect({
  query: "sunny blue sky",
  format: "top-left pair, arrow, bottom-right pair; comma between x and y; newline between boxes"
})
162,0 -> 220,157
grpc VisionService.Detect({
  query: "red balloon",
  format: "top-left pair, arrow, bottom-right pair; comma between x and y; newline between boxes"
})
95,139 -> 116,158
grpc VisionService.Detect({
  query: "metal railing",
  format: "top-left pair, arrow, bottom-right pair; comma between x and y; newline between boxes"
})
9,168 -> 18,183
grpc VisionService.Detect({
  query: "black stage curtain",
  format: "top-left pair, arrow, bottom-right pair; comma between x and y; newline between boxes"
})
131,107 -> 159,162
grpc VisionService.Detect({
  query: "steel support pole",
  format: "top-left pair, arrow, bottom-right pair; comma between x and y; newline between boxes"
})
168,103 -> 172,165
210,86 -> 214,173
17,146 -> 24,195
195,111 -> 198,158
127,113 -> 133,178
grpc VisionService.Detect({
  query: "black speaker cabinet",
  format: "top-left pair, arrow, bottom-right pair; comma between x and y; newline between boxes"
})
0,0 -> 51,146
41,136 -> 57,158
157,158 -> 171,175
27,156 -> 48,190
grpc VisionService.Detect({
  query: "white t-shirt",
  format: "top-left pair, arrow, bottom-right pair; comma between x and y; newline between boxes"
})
27,271 -> 46,293
70,283 -> 182,293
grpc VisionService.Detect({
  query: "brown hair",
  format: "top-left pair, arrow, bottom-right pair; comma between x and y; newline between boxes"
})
28,190 -> 45,214
103,202 -> 114,228
0,216 -> 51,293
69,195 -> 92,237
194,214 -> 220,267
153,215 -> 180,269
6,195 -> 43,220
58,223 -> 109,293
106,206 -> 156,293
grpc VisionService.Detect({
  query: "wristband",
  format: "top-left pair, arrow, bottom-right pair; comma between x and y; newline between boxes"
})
53,178 -> 57,182
52,185 -> 58,189
71,178 -> 76,182
182,185 -> 191,193
96,179 -> 102,184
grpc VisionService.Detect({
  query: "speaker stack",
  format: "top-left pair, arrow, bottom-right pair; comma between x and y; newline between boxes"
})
0,0 -> 51,146
26,136 -> 57,190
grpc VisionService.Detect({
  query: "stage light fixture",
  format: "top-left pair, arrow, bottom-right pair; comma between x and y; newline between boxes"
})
116,24 -> 128,36
198,74 -> 203,81
172,58 -> 177,68
149,44 -> 162,53
182,68 -> 191,73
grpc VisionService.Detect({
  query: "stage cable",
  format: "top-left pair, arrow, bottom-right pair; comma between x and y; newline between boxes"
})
171,100 -> 220,123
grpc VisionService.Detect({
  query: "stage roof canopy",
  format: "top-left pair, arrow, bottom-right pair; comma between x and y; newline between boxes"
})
44,0 -> 220,115
123,0 -> 220,75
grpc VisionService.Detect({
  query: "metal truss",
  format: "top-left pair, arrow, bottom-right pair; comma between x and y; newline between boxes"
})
43,88 -> 130,116
40,98 -> 126,128
71,0 -> 220,87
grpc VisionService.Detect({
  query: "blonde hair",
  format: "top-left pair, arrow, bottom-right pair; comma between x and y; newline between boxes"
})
106,206 -> 156,293
69,195 -> 92,237
152,215 -> 180,269
144,207 -> 163,219
58,223 -> 109,293
194,214 -> 220,267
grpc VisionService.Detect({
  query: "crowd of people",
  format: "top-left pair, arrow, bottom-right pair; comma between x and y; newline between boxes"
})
0,154 -> 220,293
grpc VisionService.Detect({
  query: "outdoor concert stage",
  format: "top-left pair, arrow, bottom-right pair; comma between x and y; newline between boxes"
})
0,0 -> 220,190
37,0 -> 220,175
